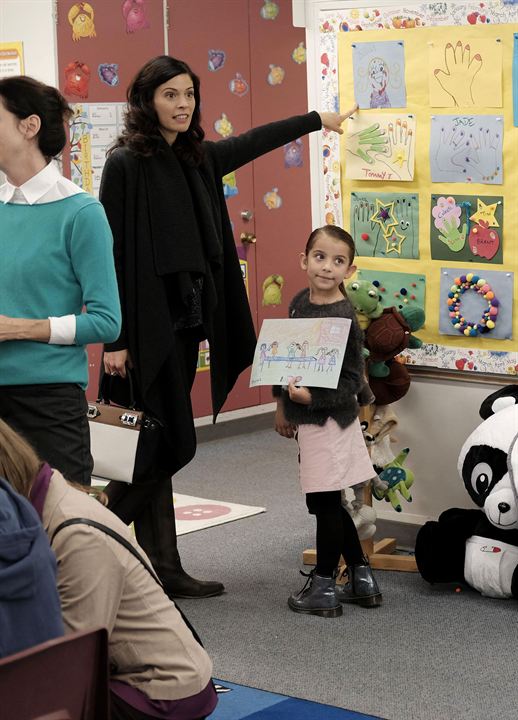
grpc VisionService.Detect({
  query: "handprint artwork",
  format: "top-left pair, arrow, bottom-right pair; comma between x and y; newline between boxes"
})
352,40 -> 406,109
429,38 -> 502,108
430,194 -> 503,263
351,191 -> 419,259
345,113 -> 416,181
430,115 -> 503,184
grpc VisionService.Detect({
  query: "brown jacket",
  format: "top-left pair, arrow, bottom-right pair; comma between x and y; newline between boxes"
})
42,471 -> 212,701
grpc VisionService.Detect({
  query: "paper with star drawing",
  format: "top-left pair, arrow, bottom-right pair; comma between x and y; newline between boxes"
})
344,113 -> 416,181
351,191 -> 419,259
430,194 -> 503,263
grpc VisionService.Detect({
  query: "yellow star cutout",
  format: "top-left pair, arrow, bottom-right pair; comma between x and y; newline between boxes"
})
370,199 -> 398,235
384,228 -> 406,254
469,198 -> 500,228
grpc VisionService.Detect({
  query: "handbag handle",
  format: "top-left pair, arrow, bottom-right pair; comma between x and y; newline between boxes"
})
97,370 -> 137,409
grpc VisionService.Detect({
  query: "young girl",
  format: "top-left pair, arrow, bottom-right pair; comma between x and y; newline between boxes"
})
274,225 -> 382,617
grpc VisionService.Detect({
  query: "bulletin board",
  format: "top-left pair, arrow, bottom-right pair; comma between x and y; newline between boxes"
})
314,1 -> 518,377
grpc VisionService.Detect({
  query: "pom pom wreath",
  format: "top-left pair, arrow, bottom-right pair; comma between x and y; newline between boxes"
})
447,276 -> 499,336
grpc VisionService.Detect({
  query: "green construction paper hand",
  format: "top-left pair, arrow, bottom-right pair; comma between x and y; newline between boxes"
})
351,123 -> 389,164
438,217 -> 467,252
373,448 -> 414,513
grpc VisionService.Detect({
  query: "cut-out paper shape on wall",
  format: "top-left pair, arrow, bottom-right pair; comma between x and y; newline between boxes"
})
64,61 -> 91,99
429,115 -> 503,184
262,274 -> 284,306
513,34 -> 518,126
292,42 -> 306,65
214,113 -> 233,138
68,2 -> 96,41
345,113 -> 415,181
208,49 -> 225,72
122,0 -> 150,33
222,171 -> 238,199
430,195 -> 503,263
98,63 -> 119,87
356,269 -> 425,313
439,267 -> 513,340
352,40 -> 406,109
429,37 -> 502,107
260,0 -> 279,20
263,187 -> 282,209
229,74 -> 249,97
267,65 -> 285,85
284,139 -> 303,168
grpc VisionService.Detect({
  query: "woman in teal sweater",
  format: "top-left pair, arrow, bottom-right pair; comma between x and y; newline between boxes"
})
0,76 -> 121,485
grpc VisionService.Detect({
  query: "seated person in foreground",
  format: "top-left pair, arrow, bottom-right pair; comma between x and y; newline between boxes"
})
0,419 -> 217,720
0,476 -> 64,658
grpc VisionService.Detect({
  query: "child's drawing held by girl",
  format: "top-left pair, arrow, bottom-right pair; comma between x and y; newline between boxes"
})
274,225 -> 382,617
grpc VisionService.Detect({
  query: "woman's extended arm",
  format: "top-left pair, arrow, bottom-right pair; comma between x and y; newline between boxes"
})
210,106 -> 357,177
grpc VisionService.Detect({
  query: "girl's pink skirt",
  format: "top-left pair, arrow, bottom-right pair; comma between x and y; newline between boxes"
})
296,417 -> 374,494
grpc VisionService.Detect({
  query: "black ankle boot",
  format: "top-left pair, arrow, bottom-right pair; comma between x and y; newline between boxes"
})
288,570 -> 342,617
336,560 -> 382,607
134,477 -> 224,599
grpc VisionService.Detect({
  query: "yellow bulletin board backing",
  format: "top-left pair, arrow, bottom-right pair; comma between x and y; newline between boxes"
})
335,21 -> 518,375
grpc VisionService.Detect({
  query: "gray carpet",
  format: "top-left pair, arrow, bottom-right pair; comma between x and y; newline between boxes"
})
173,426 -> 517,720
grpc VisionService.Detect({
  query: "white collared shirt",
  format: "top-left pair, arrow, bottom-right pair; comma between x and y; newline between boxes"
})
0,162 -> 84,344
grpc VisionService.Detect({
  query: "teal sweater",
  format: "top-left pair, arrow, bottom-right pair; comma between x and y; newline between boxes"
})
0,194 -> 121,389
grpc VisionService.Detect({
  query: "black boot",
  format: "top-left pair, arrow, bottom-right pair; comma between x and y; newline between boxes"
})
288,569 -> 343,617
134,477 -> 224,599
336,560 -> 382,607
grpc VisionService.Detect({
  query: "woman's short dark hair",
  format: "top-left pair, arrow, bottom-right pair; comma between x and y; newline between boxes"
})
0,76 -> 71,159
113,55 -> 204,164
305,224 -> 356,264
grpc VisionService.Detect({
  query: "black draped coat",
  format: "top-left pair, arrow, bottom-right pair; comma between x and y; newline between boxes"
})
99,111 -> 322,479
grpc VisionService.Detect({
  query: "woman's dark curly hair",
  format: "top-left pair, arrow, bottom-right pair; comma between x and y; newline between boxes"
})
0,76 -> 72,160
112,55 -> 204,164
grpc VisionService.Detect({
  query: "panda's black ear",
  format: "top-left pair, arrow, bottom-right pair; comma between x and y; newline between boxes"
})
479,385 -> 518,419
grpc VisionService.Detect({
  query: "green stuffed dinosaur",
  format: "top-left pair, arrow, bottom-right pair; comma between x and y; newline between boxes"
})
372,447 -> 414,513
344,280 -> 383,331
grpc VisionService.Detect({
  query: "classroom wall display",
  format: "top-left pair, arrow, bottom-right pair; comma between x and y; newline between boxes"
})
429,114 -> 503,184
430,194 -> 503,263
428,37 -> 503,107
355,269 -> 426,313
352,40 -> 406,109
344,113 -> 416,181
439,267 -> 513,339
351,191 -> 419,259
330,16 -> 518,376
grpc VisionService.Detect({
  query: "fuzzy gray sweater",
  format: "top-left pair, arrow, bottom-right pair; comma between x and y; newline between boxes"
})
273,288 -> 365,428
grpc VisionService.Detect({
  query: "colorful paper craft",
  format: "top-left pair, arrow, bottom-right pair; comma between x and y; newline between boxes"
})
345,113 -> 416,181
430,195 -> 503,263
439,268 -> 513,339
250,318 -> 352,389
355,269 -> 425,312
352,40 -> 406,109
429,115 -> 503,184
351,192 -> 419,259
429,37 -> 502,108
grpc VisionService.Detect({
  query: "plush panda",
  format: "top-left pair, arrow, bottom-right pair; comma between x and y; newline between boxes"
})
415,385 -> 518,600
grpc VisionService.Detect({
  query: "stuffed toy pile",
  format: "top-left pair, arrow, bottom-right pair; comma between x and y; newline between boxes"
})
415,385 -> 518,600
345,279 -> 425,405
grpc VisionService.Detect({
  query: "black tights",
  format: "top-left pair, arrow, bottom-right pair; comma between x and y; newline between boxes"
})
306,490 -> 365,577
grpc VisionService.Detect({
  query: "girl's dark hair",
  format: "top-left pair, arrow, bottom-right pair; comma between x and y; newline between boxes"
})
113,55 -> 204,163
0,76 -> 72,160
305,224 -> 356,263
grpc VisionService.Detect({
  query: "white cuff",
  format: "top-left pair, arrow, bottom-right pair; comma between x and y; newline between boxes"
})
49,315 -> 76,345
